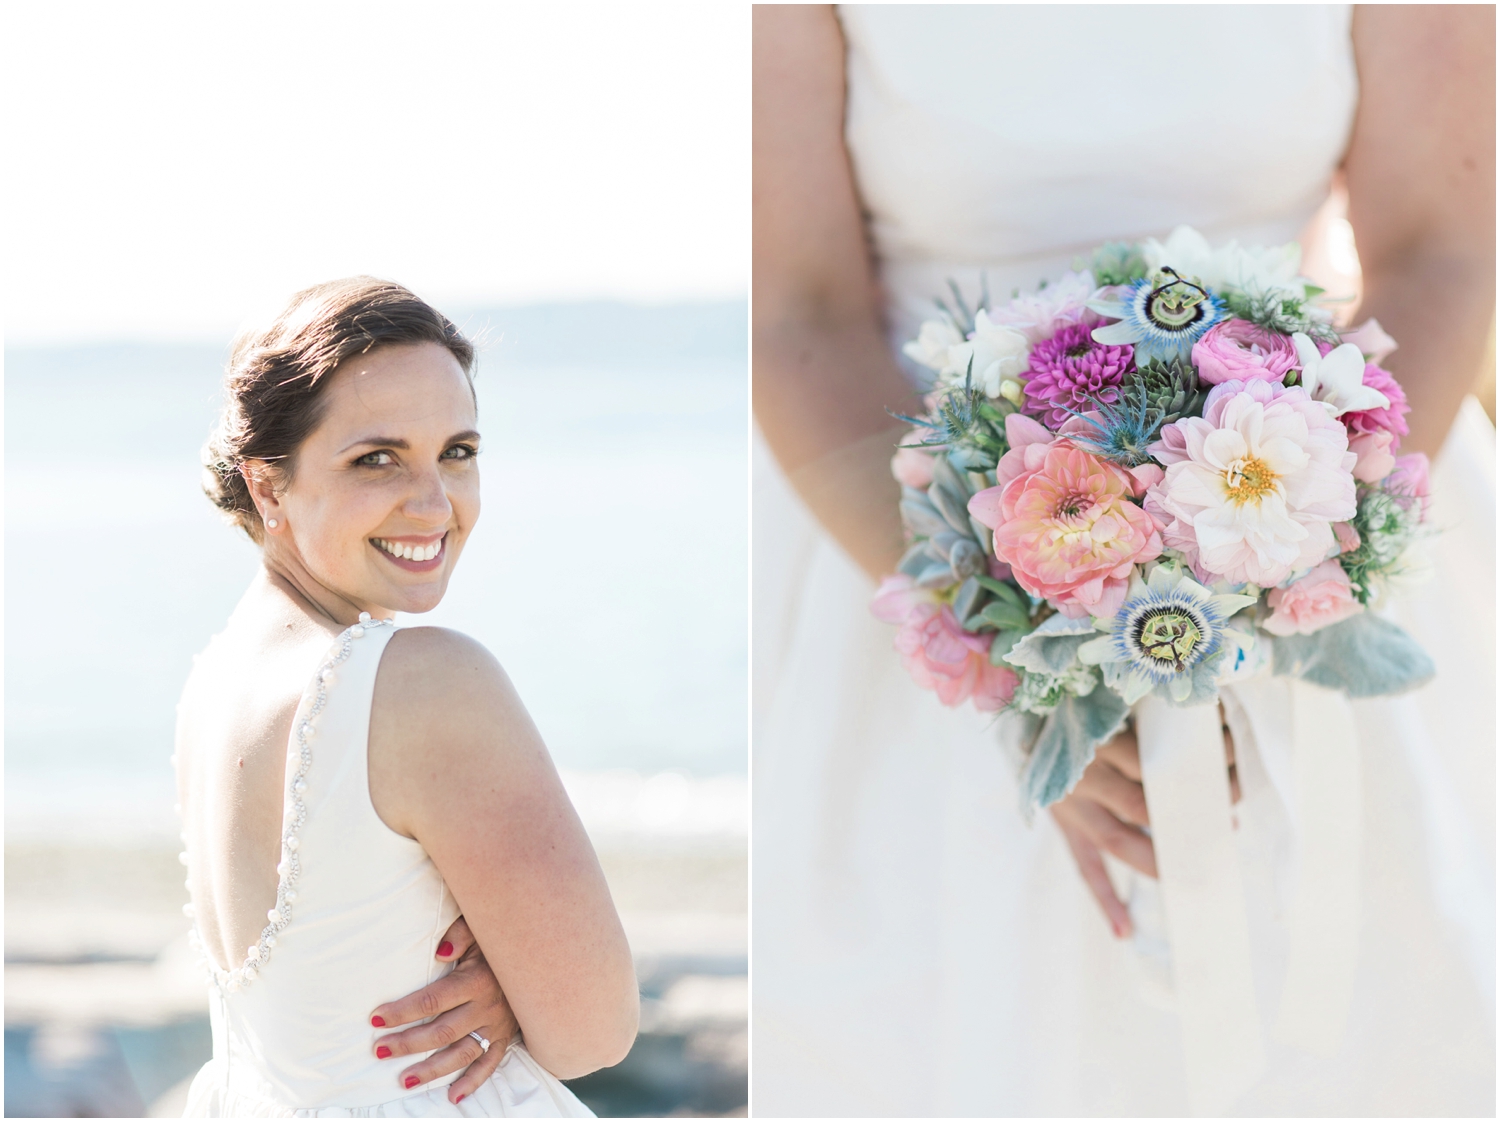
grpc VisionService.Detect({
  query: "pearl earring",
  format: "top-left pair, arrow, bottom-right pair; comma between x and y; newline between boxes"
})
267,518 -> 279,529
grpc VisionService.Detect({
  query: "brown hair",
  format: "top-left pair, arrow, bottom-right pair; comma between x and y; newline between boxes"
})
202,277 -> 475,542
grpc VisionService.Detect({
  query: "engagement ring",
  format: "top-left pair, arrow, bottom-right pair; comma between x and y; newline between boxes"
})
468,1031 -> 490,1054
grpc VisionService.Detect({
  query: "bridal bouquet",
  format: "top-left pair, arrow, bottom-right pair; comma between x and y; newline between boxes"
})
873,227 -> 1435,809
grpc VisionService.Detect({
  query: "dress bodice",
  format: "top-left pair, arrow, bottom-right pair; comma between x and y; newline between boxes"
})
183,621 -> 590,1116
838,4 -> 1358,341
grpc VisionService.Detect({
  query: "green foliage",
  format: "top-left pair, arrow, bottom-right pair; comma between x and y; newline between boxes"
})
1221,287 -> 1339,343
1091,242 -> 1150,286
1338,487 -> 1422,604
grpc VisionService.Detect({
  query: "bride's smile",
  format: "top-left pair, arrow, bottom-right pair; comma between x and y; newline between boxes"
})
372,534 -> 447,566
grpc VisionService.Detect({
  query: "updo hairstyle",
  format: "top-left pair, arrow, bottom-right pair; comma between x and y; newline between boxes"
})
203,277 -> 475,543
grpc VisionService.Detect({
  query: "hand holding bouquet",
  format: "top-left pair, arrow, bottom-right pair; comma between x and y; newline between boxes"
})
874,227 -> 1434,811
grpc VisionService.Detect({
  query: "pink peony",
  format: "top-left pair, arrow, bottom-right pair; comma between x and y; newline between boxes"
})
968,413 -> 1162,620
1340,318 -> 1398,365
1020,322 -> 1135,429
870,576 -> 1018,710
1192,318 -> 1300,385
1341,362 -> 1409,445
1146,379 -> 1357,587
1263,559 -> 1363,636
1348,430 -> 1396,483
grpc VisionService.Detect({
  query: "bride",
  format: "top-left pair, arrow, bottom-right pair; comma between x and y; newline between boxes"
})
753,5 -> 1493,1115
176,278 -> 638,1116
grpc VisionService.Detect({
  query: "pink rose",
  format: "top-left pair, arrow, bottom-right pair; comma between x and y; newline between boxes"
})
1263,560 -> 1363,636
1333,521 -> 1362,554
891,445 -> 935,489
968,413 -> 1162,620
871,577 -> 1019,710
1349,429 -> 1396,483
1192,318 -> 1300,385
1339,318 -> 1398,365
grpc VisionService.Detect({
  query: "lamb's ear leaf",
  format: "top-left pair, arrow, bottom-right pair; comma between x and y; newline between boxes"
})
1269,612 -> 1434,698
1018,687 -> 1130,817
1003,612 -> 1098,674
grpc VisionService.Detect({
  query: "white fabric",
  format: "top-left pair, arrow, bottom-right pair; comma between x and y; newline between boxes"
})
184,623 -> 591,1117
752,5 -> 1495,1115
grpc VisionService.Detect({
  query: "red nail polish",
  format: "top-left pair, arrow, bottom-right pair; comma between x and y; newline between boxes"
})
405,1075 -> 420,1089
377,1046 -> 392,1059
437,941 -> 454,957
455,1094 -> 466,1103
371,1016 -> 386,1027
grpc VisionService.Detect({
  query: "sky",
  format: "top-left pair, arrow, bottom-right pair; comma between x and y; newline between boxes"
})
3,2 -> 748,345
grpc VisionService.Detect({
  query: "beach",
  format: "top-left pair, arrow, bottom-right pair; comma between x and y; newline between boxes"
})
5,774 -> 748,1116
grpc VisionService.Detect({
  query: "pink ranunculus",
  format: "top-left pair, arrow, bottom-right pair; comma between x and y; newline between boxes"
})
1349,429 -> 1396,483
1263,559 -> 1364,636
1333,521 -> 1362,554
1340,318 -> 1398,365
1145,379 -> 1357,587
872,576 -> 1019,710
891,439 -> 936,489
1385,452 -> 1431,521
968,414 -> 1162,620
1341,361 -> 1410,445
1192,318 -> 1300,385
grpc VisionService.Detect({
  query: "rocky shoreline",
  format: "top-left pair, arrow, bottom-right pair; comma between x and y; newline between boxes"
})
5,838 -> 746,1117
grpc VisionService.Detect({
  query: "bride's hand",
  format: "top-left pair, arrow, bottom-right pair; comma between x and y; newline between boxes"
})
368,916 -> 518,1103
1050,719 -> 1239,939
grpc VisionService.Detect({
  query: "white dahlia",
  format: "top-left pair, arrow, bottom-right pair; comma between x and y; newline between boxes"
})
1144,378 -> 1357,587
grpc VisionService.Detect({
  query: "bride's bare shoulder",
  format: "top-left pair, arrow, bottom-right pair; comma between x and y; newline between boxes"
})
374,625 -> 532,729
368,627 -> 549,834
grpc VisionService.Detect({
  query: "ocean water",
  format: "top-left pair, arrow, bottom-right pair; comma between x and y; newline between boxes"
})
5,301 -> 748,842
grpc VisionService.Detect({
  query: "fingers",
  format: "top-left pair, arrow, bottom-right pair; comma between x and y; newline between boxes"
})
1095,728 -> 1141,781
443,1026 -> 511,1104
371,970 -> 478,1030
436,915 -> 474,962
391,1023 -> 506,1096
1073,759 -> 1149,827
1055,795 -> 1157,879
1054,817 -> 1132,939
375,1004 -> 482,1062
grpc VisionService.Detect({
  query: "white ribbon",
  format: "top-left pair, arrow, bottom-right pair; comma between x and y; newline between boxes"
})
1136,694 -> 1265,1114
1133,677 -> 1362,1113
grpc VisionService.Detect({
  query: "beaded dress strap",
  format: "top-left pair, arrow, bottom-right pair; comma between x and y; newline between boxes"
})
186,612 -> 394,992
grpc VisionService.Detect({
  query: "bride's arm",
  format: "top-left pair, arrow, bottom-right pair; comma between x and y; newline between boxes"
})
1344,5 -> 1494,458
754,4 -> 920,580
367,627 -> 639,1081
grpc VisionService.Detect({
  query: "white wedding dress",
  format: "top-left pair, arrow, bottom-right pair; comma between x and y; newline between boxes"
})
181,620 -> 592,1117
752,6 -> 1495,1116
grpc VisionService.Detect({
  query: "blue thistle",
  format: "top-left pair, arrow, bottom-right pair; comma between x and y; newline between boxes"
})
1062,383 -> 1165,468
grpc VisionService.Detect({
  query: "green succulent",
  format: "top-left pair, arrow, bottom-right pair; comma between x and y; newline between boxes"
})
1126,356 -> 1207,426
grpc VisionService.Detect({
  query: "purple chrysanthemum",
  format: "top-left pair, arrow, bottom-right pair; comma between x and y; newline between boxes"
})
1021,322 -> 1135,429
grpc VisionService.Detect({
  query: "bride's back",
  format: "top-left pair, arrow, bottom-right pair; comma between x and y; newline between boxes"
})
176,604 -> 338,984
